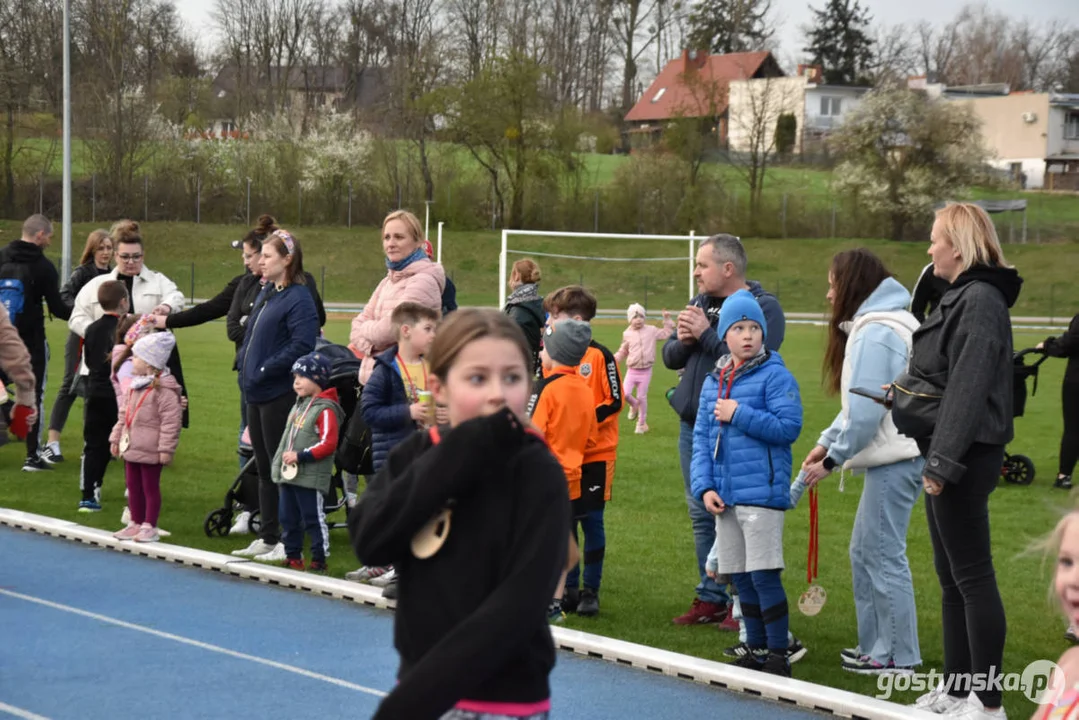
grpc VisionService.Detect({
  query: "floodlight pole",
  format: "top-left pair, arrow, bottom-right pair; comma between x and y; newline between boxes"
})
688,230 -> 696,301
424,200 -> 434,242
436,221 -> 444,264
61,0 -> 72,279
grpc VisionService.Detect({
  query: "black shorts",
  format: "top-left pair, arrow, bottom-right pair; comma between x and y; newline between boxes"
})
572,462 -> 608,517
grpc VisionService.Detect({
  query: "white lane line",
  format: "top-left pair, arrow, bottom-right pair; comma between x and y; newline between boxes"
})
0,701 -> 52,720
0,589 -> 386,699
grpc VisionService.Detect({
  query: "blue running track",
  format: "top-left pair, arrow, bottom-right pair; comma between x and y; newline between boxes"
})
0,527 -> 827,719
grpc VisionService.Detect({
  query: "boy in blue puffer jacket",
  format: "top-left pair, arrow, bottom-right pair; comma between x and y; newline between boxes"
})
691,289 -> 803,677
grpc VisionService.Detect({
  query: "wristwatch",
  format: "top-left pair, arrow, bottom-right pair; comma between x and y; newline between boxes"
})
822,456 -> 838,472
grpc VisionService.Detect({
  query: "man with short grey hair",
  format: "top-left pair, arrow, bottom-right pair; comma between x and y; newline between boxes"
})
0,214 -> 71,471
663,233 -> 786,626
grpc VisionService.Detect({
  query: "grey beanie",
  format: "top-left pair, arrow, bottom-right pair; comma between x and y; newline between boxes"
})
544,319 -> 592,367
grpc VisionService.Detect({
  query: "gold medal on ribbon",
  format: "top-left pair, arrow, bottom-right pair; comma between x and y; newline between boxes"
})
281,462 -> 299,480
411,508 -> 452,559
797,584 -> 827,616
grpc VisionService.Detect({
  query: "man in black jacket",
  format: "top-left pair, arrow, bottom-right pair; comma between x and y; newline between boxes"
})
0,215 -> 72,470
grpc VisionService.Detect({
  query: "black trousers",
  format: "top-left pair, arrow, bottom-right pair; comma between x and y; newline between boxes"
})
24,341 -> 48,459
1060,380 -> 1079,478
247,391 -> 295,546
81,395 -> 118,501
925,443 -> 1007,708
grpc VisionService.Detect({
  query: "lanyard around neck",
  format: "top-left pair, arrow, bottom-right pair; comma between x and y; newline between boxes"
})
397,354 -> 427,399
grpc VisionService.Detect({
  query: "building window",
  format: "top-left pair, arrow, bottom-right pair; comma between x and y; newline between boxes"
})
1066,112 -> 1079,140
652,88 -> 666,103
820,96 -> 842,116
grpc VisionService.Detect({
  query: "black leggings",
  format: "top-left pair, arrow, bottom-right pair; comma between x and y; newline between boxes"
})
1061,380 -> 1079,478
925,443 -> 1006,708
247,391 -> 295,546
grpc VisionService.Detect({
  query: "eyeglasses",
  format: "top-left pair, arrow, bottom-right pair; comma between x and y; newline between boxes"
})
118,253 -> 143,261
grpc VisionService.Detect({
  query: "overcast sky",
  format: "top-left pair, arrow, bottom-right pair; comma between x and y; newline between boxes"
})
177,0 -> 1074,73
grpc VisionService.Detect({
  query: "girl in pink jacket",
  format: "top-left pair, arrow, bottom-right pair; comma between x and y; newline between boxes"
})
110,332 -> 183,543
614,303 -> 673,434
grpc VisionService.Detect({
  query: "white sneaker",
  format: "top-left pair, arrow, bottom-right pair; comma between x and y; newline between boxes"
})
121,506 -> 131,525
157,528 -> 171,537
913,684 -> 968,714
946,700 -> 1005,719
369,567 -> 397,587
627,407 -> 637,421
229,511 -> 251,536
253,543 -> 287,562
231,539 -> 276,557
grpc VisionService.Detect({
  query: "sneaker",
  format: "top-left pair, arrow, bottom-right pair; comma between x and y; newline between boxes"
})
786,636 -> 808,664
134,525 -> 160,543
761,651 -> 792,678
253,543 -> 287,562
369,567 -> 397,587
947,701 -> 1006,719
561,586 -> 580,614
23,456 -> 52,472
121,506 -> 131,525
157,528 -> 171,538
672,598 -> 726,625
382,579 -> 398,600
77,499 -> 102,513
229,511 -> 251,536
627,407 -> 637,421
842,654 -> 913,675
283,558 -> 305,571
634,424 -> 649,434
113,523 -> 141,540
548,601 -> 566,624
40,443 -> 64,464
840,646 -> 860,661
732,649 -> 766,669
717,612 -> 741,632
308,560 -> 328,574
231,539 -> 277,558
577,588 -> 600,617
1056,475 -> 1074,490
913,685 -> 969,714
345,566 -> 392,583
1066,624 -> 1079,644
723,642 -> 754,659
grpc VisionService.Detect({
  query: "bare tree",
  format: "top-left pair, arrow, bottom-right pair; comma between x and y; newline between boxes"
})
867,23 -> 916,86
446,0 -> 503,83
612,0 -> 674,113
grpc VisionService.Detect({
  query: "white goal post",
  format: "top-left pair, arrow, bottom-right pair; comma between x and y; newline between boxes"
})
497,229 -> 700,311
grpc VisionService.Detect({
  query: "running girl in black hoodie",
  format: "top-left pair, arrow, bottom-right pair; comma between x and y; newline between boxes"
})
349,308 -> 570,720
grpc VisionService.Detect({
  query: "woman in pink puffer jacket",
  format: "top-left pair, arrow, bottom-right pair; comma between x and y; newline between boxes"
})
109,332 -> 183,544
349,210 -> 446,385
614,303 -> 673,434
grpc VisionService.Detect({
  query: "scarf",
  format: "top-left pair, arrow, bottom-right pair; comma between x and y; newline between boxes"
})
386,247 -> 427,272
131,368 -> 170,390
505,283 -> 540,307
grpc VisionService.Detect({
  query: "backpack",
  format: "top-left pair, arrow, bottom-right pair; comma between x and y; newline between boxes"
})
0,261 -> 33,325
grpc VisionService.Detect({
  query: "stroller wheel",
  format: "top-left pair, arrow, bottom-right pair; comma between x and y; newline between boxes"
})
248,510 -> 262,536
204,508 -> 232,538
1003,454 -> 1036,485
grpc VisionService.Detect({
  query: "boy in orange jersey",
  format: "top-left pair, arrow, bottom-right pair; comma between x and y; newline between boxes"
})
542,285 -> 622,617
529,317 -> 596,623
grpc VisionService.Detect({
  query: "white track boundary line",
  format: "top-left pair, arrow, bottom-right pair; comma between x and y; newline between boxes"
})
0,508 -> 935,720
0,702 -> 52,720
0,588 -> 385,698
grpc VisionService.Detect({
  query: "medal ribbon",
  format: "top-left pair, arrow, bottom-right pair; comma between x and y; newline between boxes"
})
397,354 -> 428,402
123,385 -> 155,432
807,485 -> 819,584
285,397 -> 318,453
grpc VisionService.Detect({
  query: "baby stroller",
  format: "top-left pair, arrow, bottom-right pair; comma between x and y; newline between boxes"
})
1000,347 -> 1049,485
203,338 -> 362,537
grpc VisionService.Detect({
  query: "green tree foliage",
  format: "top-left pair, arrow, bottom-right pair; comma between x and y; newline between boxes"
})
803,0 -> 874,86
830,87 -> 989,241
686,0 -> 774,54
774,113 -> 797,156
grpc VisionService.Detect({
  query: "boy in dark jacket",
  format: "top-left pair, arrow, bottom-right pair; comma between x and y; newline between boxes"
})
79,280 -> 128,512
348,302 -> 439,591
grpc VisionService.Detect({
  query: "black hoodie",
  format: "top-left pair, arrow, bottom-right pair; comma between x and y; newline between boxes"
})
910,264 -> 1023,484
0,240 -> 70,346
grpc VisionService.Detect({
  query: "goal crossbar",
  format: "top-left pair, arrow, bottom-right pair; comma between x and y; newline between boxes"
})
499,229 -> 698,310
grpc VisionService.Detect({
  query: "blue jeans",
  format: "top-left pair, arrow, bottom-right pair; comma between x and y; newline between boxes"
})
850,456 -> 924,666
678,421 -> 730,606
566,508 -> 605,591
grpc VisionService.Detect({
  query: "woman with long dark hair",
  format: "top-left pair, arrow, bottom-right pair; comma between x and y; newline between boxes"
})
800,249 -> 923,674
230,229 -> 318,563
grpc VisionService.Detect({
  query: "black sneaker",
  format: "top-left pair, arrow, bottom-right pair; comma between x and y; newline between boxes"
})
561,586 -> 580,614
22,456 -> 52,472
732,649 -> 765,670
787,636 -> 808,664
761,651 -> 792,677
382,578 -> 398,600
40,444 -> 64,464
577,588 -> 599,617
1056,475 -> 1073,490
724,642 -> 753,659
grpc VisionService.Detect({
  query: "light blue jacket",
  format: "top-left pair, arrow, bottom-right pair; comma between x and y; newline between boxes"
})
690,350 -> 803,510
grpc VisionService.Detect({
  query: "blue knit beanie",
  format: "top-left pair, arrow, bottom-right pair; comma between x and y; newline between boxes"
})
292,352 -> 332,389
717,289 -> 767,342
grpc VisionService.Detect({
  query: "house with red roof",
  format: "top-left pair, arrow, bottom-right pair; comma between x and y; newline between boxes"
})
623,49 -> 785,149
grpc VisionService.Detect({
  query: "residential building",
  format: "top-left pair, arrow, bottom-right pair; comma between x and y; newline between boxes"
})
623,50 -> 784,149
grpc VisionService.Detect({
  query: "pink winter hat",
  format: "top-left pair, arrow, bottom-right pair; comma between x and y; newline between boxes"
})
133,332 -> 176,371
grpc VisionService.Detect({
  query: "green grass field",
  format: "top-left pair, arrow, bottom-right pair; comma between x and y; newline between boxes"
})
2,220 -> 1077,321
0,318 -> 1073,718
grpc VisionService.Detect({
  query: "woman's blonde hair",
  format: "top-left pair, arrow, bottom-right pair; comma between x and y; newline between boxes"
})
382,210 -> 424,246
511,259 -> 541,285
78,229 -> 112,266
934,203 -> 1012,273
1029,509 -> 1079,611
427,309 -> 532,383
